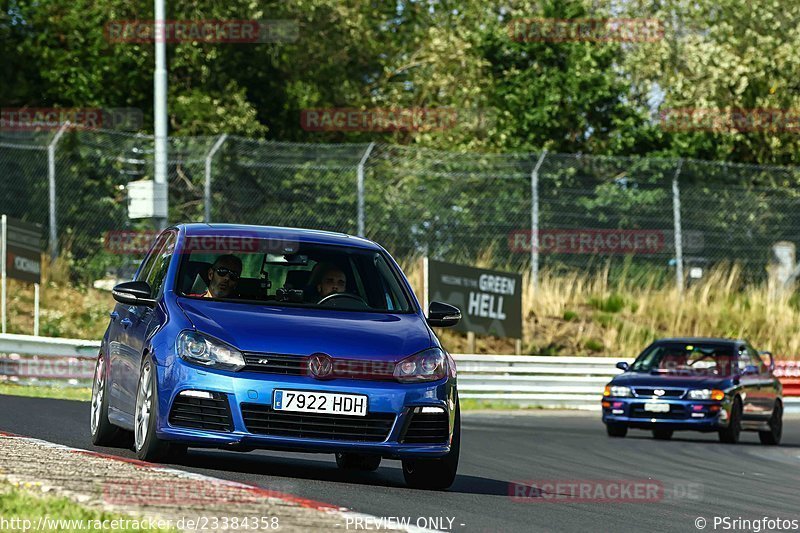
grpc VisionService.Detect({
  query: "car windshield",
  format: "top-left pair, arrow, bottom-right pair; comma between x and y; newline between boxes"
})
176,237 -> 413,313
629,342 -> 736,376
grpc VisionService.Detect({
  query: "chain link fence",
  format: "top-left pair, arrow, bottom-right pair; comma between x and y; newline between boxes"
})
2,128 -> 800,287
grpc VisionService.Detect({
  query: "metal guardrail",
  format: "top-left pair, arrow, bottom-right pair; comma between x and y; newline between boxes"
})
0,334 -> 798,412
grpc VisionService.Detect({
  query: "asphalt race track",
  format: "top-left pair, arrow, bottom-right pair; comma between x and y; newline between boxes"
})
2,395 -> 799,532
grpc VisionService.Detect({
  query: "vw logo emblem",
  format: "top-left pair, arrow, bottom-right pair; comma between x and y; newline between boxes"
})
654,389 -> 666,397
308,353 -> 333,379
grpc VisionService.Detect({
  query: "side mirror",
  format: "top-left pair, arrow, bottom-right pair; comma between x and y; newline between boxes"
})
427,301 -> 461,328
112,281 -> 156,308
615,361 -> 630,371
760,351 -> 775,371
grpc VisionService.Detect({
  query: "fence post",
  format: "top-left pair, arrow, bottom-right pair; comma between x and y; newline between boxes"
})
530,150 -> 547,293
47,122 -> 70,261
356,142 -> 376,238
204,134 -> 228,223
672,158 -> 684,293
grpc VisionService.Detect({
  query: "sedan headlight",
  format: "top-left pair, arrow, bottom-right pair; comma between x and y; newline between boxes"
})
687,389 -> 725,400
603,385 -> 632,397
393,348 -> 447,382
177,331 -> 245,371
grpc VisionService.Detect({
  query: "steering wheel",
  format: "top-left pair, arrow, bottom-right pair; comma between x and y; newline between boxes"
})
318,292 -> 369,309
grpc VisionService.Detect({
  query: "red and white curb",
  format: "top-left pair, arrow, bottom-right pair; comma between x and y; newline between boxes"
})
0,430 -> 436,532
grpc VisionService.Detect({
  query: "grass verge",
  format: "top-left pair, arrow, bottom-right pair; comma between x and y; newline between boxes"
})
0,383 -> 91,402
0,479 -> 176,532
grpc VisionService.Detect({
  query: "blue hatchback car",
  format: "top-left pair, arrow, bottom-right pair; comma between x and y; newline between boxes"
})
602,338 -> 783,444
90,224 -> 462,489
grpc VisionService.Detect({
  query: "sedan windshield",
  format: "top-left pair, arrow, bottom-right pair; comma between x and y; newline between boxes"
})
176,237 -> 413,313
630,342 -> 736,376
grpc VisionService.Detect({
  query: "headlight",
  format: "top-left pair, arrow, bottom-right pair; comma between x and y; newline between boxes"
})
603,385 -> 632,397
177,331 -> 245,371
688,389 -> 725,400
393,348 -> 447,382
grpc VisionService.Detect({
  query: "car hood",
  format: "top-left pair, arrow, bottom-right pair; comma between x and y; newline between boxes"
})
176,297 -> 432,360
611,372 -> 728,389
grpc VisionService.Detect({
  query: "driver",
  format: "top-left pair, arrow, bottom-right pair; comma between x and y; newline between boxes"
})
194,254 -> 242,298
316,264 -> 347,301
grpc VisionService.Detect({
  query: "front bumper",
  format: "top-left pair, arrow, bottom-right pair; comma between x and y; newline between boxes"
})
154,358 -> 456,459
601,397 -> 732,431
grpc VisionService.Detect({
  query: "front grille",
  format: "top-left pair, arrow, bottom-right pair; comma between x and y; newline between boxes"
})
242,353 -> 395,381
169,392 -> 233,432
633,388 -> 685,398
400,411 -> 449,444
243,353 -> 307,375
629,403 -> 689,419
241,403 -> 395,442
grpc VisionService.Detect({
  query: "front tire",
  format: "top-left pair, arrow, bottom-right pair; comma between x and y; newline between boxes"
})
759,400 -> 783,445
335,453 -> 381,471
718,397 -> 742,444
402,403 -> 460,490
134,354 -> 173,462
90,352 -> 121,446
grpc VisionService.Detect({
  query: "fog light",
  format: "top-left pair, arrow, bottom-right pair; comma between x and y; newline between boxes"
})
691,413 -> 705,418
418,406 -> 445,414
612,409 -> 624,414
719,409 -> 728,421
179,390 -> 213,399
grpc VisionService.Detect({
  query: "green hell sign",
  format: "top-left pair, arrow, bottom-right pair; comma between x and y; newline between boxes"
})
426,259 -> 522,339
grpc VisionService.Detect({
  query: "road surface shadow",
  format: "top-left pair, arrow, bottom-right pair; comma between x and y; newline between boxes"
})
175,449 -> 510,496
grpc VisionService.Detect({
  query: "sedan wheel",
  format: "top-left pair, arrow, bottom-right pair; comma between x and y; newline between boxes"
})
134,356 -> 173,462
759,401 -> 783,445
134,362 -> 153,452
90,354 -> 121,446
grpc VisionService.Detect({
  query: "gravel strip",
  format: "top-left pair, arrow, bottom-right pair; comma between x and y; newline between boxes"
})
0,435 -> 396,532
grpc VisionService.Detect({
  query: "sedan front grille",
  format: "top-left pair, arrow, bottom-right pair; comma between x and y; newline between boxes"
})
633,388 -> 686,398
242,352 -> 395,381
243,352 -> 307,375
169,392 -> 233,432
240,403 -> 395,442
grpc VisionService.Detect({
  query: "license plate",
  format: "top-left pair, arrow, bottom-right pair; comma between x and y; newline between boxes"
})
644,402 -> 670,413
273,389 -> 368,417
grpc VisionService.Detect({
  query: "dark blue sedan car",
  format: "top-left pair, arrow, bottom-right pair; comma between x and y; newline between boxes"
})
90,224 -> 462,489
602,338 -> 783,444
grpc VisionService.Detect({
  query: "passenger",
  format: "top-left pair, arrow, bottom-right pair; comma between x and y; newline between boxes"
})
195,254 -> 242,298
